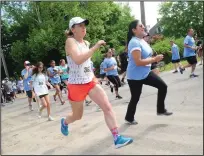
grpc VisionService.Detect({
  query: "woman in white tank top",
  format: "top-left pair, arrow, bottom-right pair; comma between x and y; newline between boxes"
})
60,17 -> 133,149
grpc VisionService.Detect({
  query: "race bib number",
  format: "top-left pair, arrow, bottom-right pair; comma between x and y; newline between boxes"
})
84,66 -> 91,73
38,82 -> 44,85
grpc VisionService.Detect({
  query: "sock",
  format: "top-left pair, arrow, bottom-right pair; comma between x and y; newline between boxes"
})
64,119 -> 68,126
111,127 -> 120,141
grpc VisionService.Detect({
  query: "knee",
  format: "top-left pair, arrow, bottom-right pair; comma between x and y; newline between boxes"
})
102,103 -> 112,114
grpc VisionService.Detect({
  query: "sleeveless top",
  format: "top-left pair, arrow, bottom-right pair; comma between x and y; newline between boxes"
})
59,64 -> 69,80
66,39 -> 94,84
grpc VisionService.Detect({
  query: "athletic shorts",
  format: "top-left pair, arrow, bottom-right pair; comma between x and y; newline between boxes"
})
39,94 -> 48,98
186,56 -> 197,65
100,73 -> 106,79
52,82 -> 61,86
172,59 -> 180,63
61,78 -> 68,82
67,77 -> 98,102
107,75 -> 121,88
121,64 -> 128,73
26,90 -> 33,98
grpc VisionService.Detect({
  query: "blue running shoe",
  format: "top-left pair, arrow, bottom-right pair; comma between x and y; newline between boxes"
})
61,118 -> 69,136
114,135 -> 133,149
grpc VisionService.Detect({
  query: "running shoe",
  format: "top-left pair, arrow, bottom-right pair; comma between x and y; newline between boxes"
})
29,105 -> 34,111
38,107 -> 43,118
179,67 -> 184,74
85,100 -> 92,106
61,118 -> 69,136
190,74 -> 199,78
125,119 -> 138,125
114,135 -> 133,149
157,110 -> 173,116
48,116 -> 54,121
172,70 -> 178,73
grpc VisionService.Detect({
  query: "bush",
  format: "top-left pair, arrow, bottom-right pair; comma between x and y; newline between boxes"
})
151,37 -> 185,64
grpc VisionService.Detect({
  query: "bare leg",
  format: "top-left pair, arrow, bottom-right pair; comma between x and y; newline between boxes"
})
54,85 -> 65,104
89,84 -> 117,130
44,95 -> 51,116
174,63 -> 177,71
65,100 -> 84,124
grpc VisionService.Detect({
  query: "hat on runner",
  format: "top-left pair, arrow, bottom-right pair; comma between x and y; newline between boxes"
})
69,17 -> 89,29
24,60 -> 30,65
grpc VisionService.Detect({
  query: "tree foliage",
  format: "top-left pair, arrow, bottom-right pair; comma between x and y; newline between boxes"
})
1,1 -> 134,77
158,1 -> 203,38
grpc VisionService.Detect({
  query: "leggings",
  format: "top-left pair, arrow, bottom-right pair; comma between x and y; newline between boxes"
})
125,71 -> 168,122
107,75 -> 121,92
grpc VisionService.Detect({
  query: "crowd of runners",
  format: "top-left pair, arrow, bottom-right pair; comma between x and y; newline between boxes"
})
1,17 -> 203,149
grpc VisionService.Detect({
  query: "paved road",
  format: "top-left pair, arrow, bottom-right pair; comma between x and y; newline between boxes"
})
1,65 -> 203,155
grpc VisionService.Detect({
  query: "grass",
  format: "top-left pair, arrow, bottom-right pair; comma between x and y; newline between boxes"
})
161,57 -> 201,72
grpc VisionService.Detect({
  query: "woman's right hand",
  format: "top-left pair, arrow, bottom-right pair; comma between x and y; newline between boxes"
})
96,40 -> 106,49
154,54 -> 164,62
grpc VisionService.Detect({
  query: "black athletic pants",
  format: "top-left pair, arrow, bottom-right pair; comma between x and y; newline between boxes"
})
125,71 -> 167,122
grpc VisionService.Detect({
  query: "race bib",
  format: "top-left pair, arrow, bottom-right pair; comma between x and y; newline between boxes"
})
38,82 -> 44,85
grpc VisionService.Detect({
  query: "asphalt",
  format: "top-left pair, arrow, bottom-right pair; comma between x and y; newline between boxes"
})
1,65 -> 203,155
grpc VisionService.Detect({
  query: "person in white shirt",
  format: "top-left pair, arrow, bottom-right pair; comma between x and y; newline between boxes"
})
17,76 -> 24,93
30,62 -> 54,121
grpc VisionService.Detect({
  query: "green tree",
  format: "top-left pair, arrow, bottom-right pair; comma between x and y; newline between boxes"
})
158,1 -> 203,38
1,1 -> 134,76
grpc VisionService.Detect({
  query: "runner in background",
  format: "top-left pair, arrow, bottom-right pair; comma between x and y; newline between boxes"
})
169,40 -> 185,74
30,62 -> 54,121
47,60 -> 65,105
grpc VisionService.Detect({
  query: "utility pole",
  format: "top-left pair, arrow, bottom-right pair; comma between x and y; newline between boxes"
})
140,1 -> 146,27
0,48 -> 9,79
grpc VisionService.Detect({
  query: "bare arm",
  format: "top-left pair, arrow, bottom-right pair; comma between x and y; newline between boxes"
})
65,38 -> 105,65
46,81 -> 53,88
131,50 -> 163,66
47,70 -> 57,78
23,69 -> 29,79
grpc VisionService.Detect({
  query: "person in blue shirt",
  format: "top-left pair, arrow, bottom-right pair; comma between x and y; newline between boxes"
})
99,55 -> 110,86
103,49 -> 122,99
125,20 -> 173,125
169,41 -> 185,74
21,60 -> 40,111
47,60 -> 65,105
183,28 -> 199,78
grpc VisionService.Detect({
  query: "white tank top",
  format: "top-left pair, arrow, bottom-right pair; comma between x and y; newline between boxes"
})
66,39 -> 94,84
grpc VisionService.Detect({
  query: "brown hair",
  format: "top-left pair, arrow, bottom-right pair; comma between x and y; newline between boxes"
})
65,29 -> 74,38
32,62 -> 47,76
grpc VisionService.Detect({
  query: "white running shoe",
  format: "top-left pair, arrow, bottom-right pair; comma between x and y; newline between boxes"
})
29,105 -> 34,111
38,107 -> 43,118
48,116 -> 54,121
96,105 -> 102,112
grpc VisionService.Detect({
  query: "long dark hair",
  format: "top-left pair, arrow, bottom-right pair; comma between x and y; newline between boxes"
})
32,62 -> 47,76
127,20 -> 139,45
